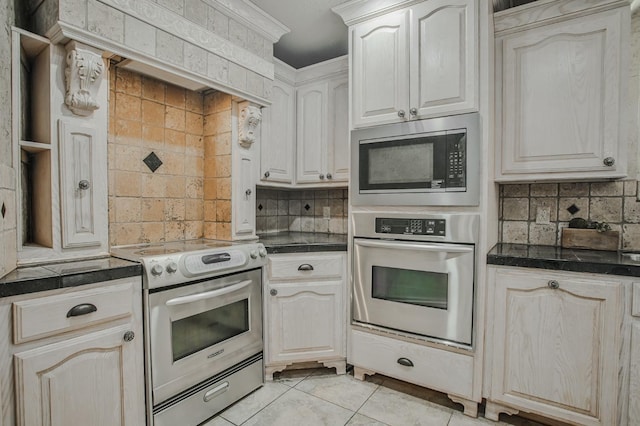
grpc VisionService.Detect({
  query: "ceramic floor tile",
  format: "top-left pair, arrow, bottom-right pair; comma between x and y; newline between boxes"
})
241,387 -> 355,426
295,373 -> 379,411
448,412 -> 507,426
358,386 -> 453,426
218,382 -> 290,425
200,416 -> 235,426
346,413 -> 390,425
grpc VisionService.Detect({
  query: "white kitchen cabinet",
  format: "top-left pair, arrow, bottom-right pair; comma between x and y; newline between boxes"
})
494,0 -> 629,182
350,0 -> 478,128
485,267 -> 624,426
629,283 -> 640,424
264,252 -> 346,379
260,57 -> 349,188
260,79 -> 295,184
11,278 -> 145,426
12,28 -> 109,264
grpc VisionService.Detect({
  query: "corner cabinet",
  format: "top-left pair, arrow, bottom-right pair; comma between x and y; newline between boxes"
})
630,283 -> 640,425
11,277 -> 145,425
494,0 -> 629,182
264,252 -> 347,379
350,0 -> 478,128
260,57 -> 349,188
485,266 -> 624,426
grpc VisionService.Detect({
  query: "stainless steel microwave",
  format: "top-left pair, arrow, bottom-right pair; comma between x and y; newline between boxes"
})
351,113 -> 480,206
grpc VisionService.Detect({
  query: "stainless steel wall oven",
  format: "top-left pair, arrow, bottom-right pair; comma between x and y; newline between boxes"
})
352,212 -> 478,348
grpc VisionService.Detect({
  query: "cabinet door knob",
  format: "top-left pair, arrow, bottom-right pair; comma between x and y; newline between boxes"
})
270,289 -> 278,296
264,171 -> 270,178
409,107 -> 418,117
548,280 -> 559,289
245,188 -> 252,196
78,180 -> 90,190
123,331 -> 135,342
326,173 -> 332,180
603,157 -> 615,167
298,264 -> 314,271
397,357 -> 414,367
319,174 -> 325,180
66,303 -> 97,318
397,110 -> 406,118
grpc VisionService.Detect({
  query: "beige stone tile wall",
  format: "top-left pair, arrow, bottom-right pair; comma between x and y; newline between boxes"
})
256,188 -> 349,234
499,181 -> 640,250
108,67 -> 206,246
203,91 -> 233,241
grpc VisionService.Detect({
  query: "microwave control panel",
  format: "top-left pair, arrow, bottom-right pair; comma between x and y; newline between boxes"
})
375,218 -> 446,236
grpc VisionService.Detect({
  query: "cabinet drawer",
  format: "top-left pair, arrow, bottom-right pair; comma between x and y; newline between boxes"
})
268,253 -> 344,281
13,281 -> 136,344
350,329 -> 474,399
633,283 -> 640,317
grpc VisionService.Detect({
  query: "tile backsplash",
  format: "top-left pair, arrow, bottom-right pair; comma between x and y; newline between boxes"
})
256,188 -> 348,234
499,180 -> 640,250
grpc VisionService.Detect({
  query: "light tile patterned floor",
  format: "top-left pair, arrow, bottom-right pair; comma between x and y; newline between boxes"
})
204,368 -> 554,426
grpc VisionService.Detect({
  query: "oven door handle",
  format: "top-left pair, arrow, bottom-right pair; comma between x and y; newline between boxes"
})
165,280 -> 253,306
355,239 -> 473,253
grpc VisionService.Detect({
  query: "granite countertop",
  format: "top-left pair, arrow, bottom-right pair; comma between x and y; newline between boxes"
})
0,257 -> 142,298
488,243 -> 640,277
258,232 -> 348,254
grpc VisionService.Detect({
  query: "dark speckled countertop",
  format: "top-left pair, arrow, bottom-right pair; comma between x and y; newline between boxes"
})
488,243 -> 640,277
0,257 -> 142,298
258,232 -> 347,254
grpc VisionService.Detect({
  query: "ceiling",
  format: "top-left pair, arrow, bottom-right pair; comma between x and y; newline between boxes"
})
250,0 -> 349,69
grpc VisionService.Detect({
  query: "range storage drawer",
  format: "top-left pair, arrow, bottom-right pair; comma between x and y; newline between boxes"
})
13,280 -> 136,344
268,252 -> 344,281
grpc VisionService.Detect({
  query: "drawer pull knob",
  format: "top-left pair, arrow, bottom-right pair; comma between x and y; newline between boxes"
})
66,303 -> 97,318
270,289 -> 278,296
548,280 -> 560,289
298,264 -> 314,271
603,157 -> 615,167
123,331 -> 135,342
397,357 -> 414,367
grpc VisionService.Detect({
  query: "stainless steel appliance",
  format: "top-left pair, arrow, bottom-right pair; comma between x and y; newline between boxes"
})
352,212 -> 478,347
351,113 -> 480,206
111,239 -> 267,426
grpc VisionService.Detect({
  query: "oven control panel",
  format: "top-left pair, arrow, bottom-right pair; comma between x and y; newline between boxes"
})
375,218 -> 446,236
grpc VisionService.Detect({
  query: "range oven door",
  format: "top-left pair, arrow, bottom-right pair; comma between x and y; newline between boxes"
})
353,238 -> 474,346
148,268 -> 262,404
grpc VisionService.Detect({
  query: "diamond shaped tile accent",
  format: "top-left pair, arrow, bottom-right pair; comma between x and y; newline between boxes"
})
258,204 -> 263,211
1,203 -> 5,218
143,152 -> 163,173
304,204 -> 310,211
567,204 -> 580,215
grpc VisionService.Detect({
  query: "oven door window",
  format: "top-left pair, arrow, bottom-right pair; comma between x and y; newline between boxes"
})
371,266 -> 448,309
171,299 -> 249,362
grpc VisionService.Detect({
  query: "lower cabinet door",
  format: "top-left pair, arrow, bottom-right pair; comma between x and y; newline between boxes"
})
490,268 -> 623,426
266,281 -> 344,364
630,321 -> 640,424
14,324 -> 145,426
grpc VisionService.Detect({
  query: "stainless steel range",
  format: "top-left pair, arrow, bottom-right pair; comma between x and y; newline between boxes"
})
111,239 -> 267,426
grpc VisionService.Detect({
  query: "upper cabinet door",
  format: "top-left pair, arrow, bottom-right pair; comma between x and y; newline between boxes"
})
410,0 -> 478,119
260,80 -> 295,184
296,82 -> 329,183
352,10 -> 410,128
497,6 -> 628,181
327,76 -> 350,182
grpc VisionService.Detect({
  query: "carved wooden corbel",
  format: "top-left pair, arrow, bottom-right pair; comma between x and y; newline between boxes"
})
238,102 -> 262,147
64,41 -> 105,116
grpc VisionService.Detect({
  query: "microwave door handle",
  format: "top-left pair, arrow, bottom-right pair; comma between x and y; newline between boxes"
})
165,280 -> 253,306
356,239 -> 473,254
